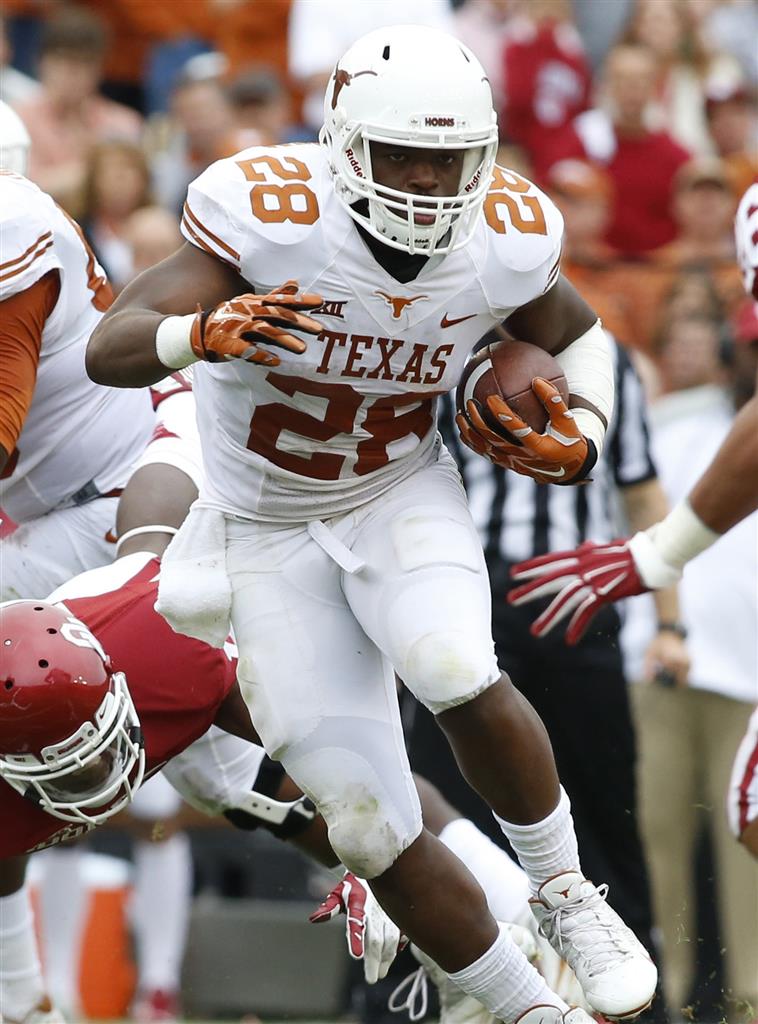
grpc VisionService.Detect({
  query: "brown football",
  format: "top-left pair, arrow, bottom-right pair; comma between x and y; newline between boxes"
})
456,340 -> 569,443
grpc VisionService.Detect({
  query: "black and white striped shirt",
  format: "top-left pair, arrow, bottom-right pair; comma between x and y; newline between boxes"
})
440,337 -> 656,565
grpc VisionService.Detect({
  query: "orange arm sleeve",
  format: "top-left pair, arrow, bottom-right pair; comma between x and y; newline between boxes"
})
0,271 -> 60,464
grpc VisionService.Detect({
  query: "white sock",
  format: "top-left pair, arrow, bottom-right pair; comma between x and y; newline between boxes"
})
0,886 -> 45,1022
38,847 -> 88,1017
439,819 -> 531,924
495,788 -> 580,895
448,925 -> 569,1021
132,834 -> 192,992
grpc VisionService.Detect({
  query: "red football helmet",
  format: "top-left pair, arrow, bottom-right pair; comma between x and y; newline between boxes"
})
0,601 -> 145,825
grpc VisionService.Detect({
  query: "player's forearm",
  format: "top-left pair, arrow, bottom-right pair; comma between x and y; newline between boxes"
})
621,477 -> 680,622
86,309 -> 174,387
688,394 -> 758,534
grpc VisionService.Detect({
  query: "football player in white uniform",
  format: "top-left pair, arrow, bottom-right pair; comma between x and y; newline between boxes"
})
0,101 -> 154,601
86,26 -> 656,1022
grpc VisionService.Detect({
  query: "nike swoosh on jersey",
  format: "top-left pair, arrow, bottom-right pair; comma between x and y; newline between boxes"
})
440,312 -> 477,328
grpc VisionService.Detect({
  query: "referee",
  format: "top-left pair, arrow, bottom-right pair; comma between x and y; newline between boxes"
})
406,334 -> 685,1022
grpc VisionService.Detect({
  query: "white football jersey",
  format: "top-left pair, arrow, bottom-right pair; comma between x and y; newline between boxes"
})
0,174 -> 154,521
181,144 -> 562,521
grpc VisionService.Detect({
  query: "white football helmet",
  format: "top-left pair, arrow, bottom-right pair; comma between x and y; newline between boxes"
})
321,24 -> 498,256
0,99 -> 30,175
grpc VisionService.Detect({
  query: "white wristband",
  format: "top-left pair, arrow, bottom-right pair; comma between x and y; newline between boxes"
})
629,500 -> 720,588
555,320 -> 614,458
155,314 -> 199,370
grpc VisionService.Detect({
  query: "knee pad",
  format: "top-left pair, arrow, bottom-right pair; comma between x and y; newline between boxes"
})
282,721 -> 423,879
404,630 -> 500,714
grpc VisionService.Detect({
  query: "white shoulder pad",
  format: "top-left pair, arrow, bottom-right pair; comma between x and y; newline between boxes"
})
181,143 -> 333,287
0,174 -> 62,302
475,167 -> 564,315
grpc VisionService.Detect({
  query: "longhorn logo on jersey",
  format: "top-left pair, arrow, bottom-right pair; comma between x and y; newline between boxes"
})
374,291 -> 429,319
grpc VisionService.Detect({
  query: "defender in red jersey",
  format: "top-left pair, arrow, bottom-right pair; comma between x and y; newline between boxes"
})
0,555 -> 247,859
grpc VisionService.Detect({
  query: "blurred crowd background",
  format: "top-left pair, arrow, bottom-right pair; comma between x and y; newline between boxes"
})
1,1 -> 756,1023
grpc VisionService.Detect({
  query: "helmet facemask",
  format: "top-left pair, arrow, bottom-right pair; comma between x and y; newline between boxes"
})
0,671 -> 145,826
322,121 -> 497,256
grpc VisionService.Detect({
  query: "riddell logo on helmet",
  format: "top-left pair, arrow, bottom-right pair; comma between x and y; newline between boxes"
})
424,116 -> 455,128
464,167 -> 483,193
345,148 -> 365,178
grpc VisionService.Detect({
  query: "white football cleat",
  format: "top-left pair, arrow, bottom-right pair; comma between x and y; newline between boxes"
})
530,871 -> 658,1019
512,905 -> 590,1010
390,923 -> 538,1024
3,997 -> 66,1024
515,1004 -> 595,1024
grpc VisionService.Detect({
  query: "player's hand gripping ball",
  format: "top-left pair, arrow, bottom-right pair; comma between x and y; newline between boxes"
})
456,340 -> 591,484
190,279 -> 324,366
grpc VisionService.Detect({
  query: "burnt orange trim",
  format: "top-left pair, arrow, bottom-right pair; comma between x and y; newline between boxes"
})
0,230 -> 52,271
0,239 -> 54,284
181,216 -> 239,270
182,203 -> 240,262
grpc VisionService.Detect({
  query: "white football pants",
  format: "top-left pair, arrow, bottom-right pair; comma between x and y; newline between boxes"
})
0,498 -> 118,601
227,451 -> 500,878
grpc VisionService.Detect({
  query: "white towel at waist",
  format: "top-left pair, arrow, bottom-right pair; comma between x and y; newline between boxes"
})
156,504 -> 231,648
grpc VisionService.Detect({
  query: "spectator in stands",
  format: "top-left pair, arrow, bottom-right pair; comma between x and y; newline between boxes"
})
546,42 -> 690,256
0,12 -> 38,106
656,158 -> 738,265
622,0 -> 740,156
499,0 -> 591,176
704,74 -> 758,198
226,66 -> 298,148
14,7 -> 142,212
658,271 -> 726,325
634,311 -> 758,1017
653,159 -> 744,319
545,159 -> 637,346
124,205 -> 183,280
80,140 -> 152,291
150,69 -> 235,215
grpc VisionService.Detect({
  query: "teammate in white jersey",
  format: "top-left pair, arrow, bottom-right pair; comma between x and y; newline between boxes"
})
86,26 -> 656,1022
0,101 -> 154,601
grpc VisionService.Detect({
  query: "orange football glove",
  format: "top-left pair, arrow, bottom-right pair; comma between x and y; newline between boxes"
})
456,377 -> 595,485
190,280 -> 323,366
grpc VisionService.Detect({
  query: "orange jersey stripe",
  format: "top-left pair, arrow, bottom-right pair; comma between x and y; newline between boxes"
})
0,270 -> 60,459
0,237 -> 54,284
183,202 -> 240,262
181,214 -> 239,270
0,227 -> 51,268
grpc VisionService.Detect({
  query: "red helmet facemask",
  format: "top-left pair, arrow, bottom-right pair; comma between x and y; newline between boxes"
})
0,601 -> 145,825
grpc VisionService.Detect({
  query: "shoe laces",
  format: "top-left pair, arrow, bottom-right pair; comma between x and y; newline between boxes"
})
388,965 -> 429,1022
539,883 -> 636,977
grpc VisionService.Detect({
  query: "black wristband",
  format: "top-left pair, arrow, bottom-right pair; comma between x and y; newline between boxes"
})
657,621 -> 688,638
555,438 -> 598,486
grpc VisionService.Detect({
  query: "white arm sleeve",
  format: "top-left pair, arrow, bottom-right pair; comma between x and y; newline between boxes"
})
554,320 -> 614,457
